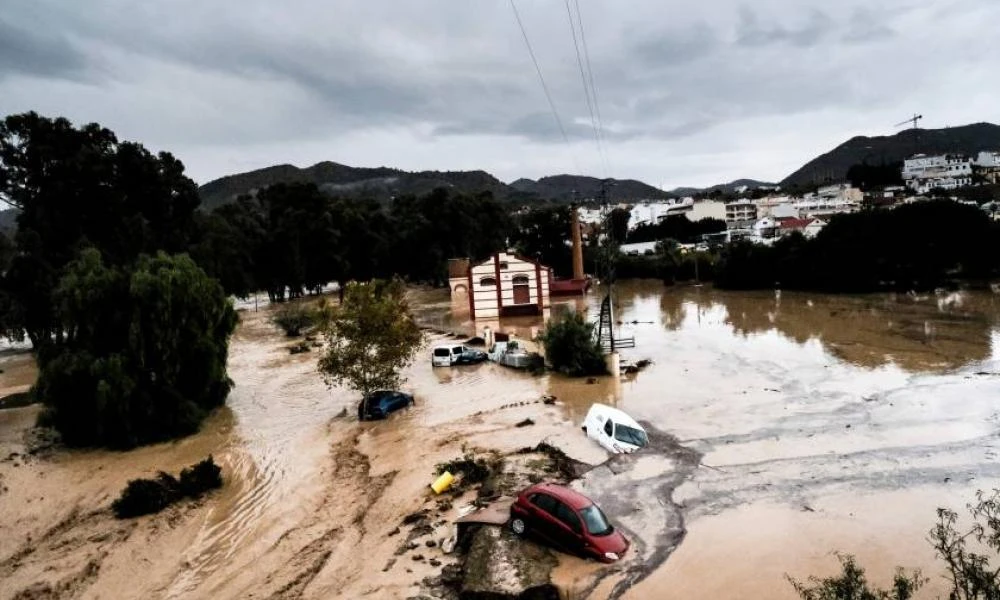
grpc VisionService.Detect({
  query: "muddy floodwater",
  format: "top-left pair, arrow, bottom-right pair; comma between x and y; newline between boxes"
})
1,281 -> 998,599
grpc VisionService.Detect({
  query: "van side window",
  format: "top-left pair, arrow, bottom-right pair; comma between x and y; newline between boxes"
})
603,419 -> 613,436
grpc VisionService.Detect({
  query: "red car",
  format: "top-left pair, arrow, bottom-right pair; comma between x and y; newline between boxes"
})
509,482 -> 629,562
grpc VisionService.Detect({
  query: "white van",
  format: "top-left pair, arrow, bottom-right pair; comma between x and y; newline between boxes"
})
582,403 -> 648,454
431,344 -> 487,367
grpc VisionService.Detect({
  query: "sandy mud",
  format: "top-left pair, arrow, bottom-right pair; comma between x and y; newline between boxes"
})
1,282 -> 998,599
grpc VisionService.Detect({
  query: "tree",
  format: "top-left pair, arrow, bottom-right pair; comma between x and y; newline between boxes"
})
33,249 -> 237,448
539,311 -> 607,377
931,490 -> 1000,599
608,207 -> 631,244
0,112 -> 201,350
788,553 -> 925,600
510,205 -> 573,276
317,279 -> 422,409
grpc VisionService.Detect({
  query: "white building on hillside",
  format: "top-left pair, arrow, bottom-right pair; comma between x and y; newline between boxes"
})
902,154 -> 974,193
725,200 -> 757,229
628,198 -> 694,229
688,200 -> 726,222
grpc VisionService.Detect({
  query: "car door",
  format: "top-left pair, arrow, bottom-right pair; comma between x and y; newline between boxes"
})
526,493 -> 563,546
451,346 -> 464,364
553,501 -> 587,556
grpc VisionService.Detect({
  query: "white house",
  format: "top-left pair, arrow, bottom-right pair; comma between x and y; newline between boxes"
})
455,252 -> 552,319
902,154 -> 974,193
628,199 -> 695,230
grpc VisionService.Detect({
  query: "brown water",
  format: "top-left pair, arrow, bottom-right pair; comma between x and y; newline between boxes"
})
1,284 -> 998,599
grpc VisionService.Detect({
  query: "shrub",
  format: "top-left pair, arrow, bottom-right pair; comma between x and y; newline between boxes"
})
271,303 -> 315,337
539,312 -> 608,377
112,456 -> 223,519
178,456 -> 224,498
787,553 -> 924,600
112,473 -> 182,518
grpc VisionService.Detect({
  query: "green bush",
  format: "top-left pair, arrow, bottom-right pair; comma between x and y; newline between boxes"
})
788,553 -> 924,600
34,250 -> 237,449
178,456 -> 224,498
112,473 -> 182,518
112,456 -> 223,519
271,303 -> 315,337
539,312 -> 607,377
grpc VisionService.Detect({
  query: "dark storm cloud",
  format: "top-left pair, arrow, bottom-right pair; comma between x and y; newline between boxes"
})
0,0 -> 995,185
0,16 -> 88,80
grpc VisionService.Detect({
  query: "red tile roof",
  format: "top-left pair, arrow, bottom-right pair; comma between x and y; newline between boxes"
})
779,218 -> 812,230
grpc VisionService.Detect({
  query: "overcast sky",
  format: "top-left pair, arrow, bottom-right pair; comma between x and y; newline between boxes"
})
2,0 -> 998,188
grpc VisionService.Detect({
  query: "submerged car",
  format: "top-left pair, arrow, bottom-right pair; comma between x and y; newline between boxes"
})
509,482 -> 629,563
431,344 -> 488,367
357,390 -> 414,421
582,403 -> 648,454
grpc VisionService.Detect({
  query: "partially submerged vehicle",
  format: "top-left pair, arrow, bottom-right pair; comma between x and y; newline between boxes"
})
582,403 -> 648,454
357,390 -> 414,421
431,344 -> 488,367
487,340 -> 541,370
508,482 -> 629,562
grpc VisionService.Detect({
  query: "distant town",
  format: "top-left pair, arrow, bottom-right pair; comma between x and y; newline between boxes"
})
564,149 -> 1000,254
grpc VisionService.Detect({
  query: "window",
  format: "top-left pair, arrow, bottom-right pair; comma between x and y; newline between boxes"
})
512,275 -> 529,285
603,419 -> 613,437
530,493 -> 557,515
555,502 -> 582,534
433,348 -> 451,357
580,505 -> 613,536
452,347 -> 464,355
499,262 -> 509,270
614,424 -> 648,447
479,277 -> 496,287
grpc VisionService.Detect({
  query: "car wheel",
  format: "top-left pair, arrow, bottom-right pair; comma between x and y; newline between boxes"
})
510,517 -> 526,536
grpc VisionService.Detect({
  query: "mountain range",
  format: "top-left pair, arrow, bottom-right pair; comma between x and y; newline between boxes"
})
196,122 -> 1000,208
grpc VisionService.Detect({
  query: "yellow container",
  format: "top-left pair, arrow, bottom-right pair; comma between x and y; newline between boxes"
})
430,471 -> 455,494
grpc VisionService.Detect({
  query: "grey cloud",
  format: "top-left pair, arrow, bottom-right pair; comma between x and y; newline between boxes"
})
841,8 -> 895,43
631,22 -> 719,67
0,17 -> 89,80
735,6 -> 833,47
0,0 -> 996,186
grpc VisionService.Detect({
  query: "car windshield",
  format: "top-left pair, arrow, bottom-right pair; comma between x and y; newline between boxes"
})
580,504 -> 613,536
433,348 -> 451,357
614,424 -> 648,447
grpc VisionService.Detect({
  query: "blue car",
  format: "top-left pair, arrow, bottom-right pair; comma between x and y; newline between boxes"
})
357,390 -> 414,421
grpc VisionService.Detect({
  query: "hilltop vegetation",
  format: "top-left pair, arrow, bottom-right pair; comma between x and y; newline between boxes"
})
782,123 -> 1000,188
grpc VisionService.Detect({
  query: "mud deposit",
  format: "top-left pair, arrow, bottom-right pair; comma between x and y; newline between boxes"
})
1,283 -> 999,599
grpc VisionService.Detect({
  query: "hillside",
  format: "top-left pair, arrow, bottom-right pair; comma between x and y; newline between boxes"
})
198,161 -> 507,210
511,175 -> 673,202
781,123 -> 1000,188
198,163 -> 673,209
669,178 -> 777,197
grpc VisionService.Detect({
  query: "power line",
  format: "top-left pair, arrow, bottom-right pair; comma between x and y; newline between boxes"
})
573,0 -> 611,175
509,0 -> 579,172
563,0 -> 604,175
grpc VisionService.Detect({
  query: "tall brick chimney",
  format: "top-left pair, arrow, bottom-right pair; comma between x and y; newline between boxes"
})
571,205 -> 584,280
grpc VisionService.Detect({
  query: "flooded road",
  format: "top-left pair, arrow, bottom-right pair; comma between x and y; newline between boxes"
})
1,282 -> 998,599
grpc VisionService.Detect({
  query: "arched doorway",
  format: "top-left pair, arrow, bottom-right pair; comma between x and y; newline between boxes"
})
512,275 -> 531,305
